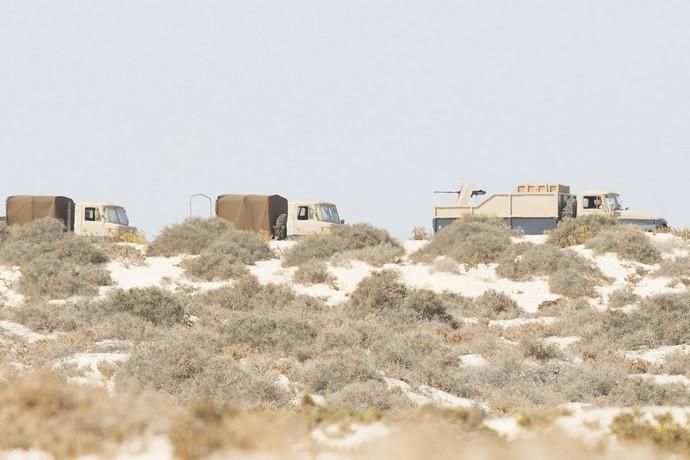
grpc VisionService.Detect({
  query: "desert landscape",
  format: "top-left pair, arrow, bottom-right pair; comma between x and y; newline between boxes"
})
2,216 -> 690,459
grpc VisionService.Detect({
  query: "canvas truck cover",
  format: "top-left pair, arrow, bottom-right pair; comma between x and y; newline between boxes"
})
6,196 -> 75,231
216,194 -> 288,237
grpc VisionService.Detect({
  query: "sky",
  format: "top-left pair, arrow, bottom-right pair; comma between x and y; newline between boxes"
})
1,1 -> 689,239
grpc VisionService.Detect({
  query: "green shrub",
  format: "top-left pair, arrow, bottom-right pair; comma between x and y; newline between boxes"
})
412,216 -> 515,266
147,218 -> 230,256
282,224 -> 402,267
547,215 -> 617,247
586,226 -> 661,264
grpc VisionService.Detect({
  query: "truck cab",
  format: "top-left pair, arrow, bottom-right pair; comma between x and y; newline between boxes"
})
577,192 -> 667,231
287,201 -> 344,237
74,202 -> 137,238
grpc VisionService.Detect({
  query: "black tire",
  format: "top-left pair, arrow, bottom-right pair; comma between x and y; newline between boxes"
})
274,213 -> 288,240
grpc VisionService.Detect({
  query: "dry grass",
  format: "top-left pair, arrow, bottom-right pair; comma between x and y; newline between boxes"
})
657,257 -> 690,278
611,411 -> 690,455
548,268 -> 599,298
547,215 -> 617,247
412,216 -> 516,266
586,226 -> 661,264
283,224 -> 403,267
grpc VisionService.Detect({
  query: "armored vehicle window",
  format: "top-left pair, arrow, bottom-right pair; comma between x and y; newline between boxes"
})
85,207 -> 97,221
297,206 -> 309,221
583,196 -> 602,209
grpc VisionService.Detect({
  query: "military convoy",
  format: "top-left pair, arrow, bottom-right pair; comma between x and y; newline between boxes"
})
433,183 -> 668,235
2,196 -> 137,239
214,194 -> 345,239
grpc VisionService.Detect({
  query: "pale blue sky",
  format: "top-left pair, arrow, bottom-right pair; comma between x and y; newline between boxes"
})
1,1 -> 688,238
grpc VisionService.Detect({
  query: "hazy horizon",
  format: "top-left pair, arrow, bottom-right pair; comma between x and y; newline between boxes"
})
2,1 -> 688,239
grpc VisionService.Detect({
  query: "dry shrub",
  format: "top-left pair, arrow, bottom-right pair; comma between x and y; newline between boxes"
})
608,287 -> 640,309
118,327 -> 290,406
99,287 -> 187,326
432,256 -> 460,273
586,226 -> 661,264
112,230 -> 147,244
347,271 -> 457,326
412,216 -> 516,266
170,401 -> 305,460
519,337 -> 563,361
672,228 -> 690,241
293,260 -> 335,285
657,257 -> 690,278
180,228 -> 272,281
302,349 -> 377,393
496,243 -> 603,282
99,243 -> 146,266
606,379 -> 690,406
282,223 -> 403,267
658,351 -> 690,376
335,242 -> 405,266
473,290 -> 521,318
548,268 -> 598,298
0,218 -> 112,299
611,412 -> 690,455
0,370 -> 171,458
147,217 -> 230,256
326,380 -> 413,411
547,215 -> 617,247
18,256 -> 112,299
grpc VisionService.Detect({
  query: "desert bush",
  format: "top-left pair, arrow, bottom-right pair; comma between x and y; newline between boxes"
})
657,257 -> 690,278
586,226 -> 661,264
519,337 -> 563,361
611,411 -> 690,455
170,401 -> 304,460
181,255 -> 250,281
283,224 -> 403,267
496,243 -> 602,282
0,221 -> 7,244
0,370 -> 171,458
548,268 -> 598,298
302,349 -> 377,393
99,243 -> 146,266
473,290 -> 521,318
548,215 -> 617,247
347,271 -> 457,326
412,216 -> 516,266
147,217 -> 231,256
293,260 -> 335,285
347,270 -> 408,314
432,256 -> 460,273
657,351 -> 690,376
606,379 -> 690,406
326,379 -> 412,411
99,287 -> 187,326
335,242 -> 404,266
608,287 -> 640,309
18,255 -> 112,299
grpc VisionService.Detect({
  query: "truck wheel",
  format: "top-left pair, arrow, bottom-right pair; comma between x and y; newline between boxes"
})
274,213 -> 288,240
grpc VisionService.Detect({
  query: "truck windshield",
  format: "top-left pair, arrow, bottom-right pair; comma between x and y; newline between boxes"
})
105,207 -> 129,226
316,205 -> 341,223
606,194 -> 623,211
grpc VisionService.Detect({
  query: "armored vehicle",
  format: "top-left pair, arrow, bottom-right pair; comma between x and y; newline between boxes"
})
433,184 -> 667,235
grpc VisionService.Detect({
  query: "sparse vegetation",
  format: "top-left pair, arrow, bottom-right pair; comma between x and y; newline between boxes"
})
586,226 -> 661,264
412,216 -> 516,266
0,218 -> 112,299
547,215 -> 617,247
496,243 -> 604,283
146,217 -> 231,256
411,225 -> 430,241
293,260 -> 335,285
283,224 -> 403,267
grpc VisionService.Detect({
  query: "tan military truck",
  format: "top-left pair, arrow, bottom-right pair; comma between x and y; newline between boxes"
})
287,201 -> 344,237
433,184 -> 667,235
216,194 -> 288,239
4,196 -> 137,238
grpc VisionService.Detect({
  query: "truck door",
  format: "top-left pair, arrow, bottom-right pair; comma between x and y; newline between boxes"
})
80,206 -> 104,237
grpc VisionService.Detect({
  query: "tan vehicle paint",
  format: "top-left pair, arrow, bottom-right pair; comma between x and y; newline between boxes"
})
433,184 -> 667,235
287,201 -> 344,237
